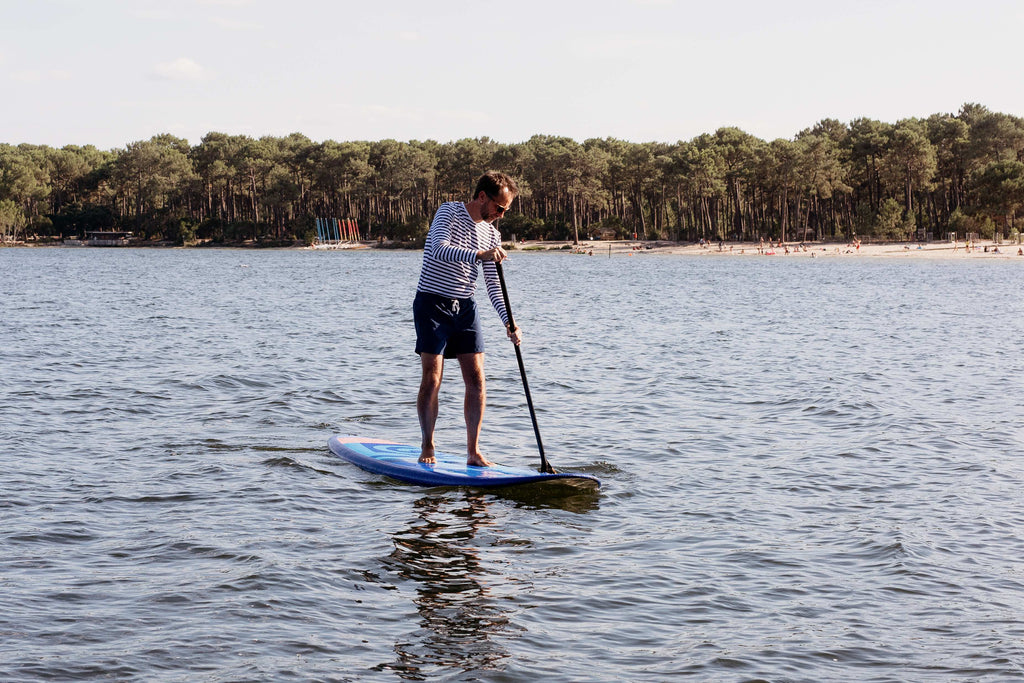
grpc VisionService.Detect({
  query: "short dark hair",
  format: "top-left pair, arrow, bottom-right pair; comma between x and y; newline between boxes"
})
474,171 -> 519,201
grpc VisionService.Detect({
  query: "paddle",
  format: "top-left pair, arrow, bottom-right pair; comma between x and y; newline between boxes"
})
494,260 -> 555,474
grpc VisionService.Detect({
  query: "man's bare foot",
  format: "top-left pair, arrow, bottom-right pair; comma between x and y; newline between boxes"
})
418,447 -> 436,465
466,452 -> 493,467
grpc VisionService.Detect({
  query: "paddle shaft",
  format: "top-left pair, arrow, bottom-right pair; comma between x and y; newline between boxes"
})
494,261 -> 554,474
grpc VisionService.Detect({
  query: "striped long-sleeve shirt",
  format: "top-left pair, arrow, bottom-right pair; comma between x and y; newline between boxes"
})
416,201 -> 509,325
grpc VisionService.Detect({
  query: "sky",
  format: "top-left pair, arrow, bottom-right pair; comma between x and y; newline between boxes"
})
2,0 -> 1023,150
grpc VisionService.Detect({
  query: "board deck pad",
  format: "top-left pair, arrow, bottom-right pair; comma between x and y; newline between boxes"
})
329,435 -> 600,489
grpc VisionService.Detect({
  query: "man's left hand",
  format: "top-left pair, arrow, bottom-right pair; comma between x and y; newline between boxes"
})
506,324 -> 522,346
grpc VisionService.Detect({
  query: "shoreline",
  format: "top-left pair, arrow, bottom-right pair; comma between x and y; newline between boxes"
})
4,238 -> 1023,261
510,239 -> 1024,261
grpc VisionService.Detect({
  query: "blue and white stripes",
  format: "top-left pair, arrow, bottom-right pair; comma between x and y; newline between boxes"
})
416,202 -> 509,326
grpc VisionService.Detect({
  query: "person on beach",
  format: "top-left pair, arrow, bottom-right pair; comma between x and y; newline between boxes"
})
413,171 -> 523,467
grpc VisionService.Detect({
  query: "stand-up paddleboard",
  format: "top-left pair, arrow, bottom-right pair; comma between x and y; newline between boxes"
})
329,436 -> 600,489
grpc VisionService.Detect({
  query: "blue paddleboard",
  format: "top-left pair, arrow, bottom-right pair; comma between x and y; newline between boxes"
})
328,436 -> 600,489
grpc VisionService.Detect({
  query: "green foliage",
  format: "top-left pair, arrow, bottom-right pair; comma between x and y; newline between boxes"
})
177,218 -> 198,245
298,224 -> 318,246
50,203 -> 117,236
197,217 -> 227,242
1,104 -> 1023,245
497,213 -> 545,240
977,216 -> 997,240
875,199 -> 902,240
874,198 -> 914,240
947,208 -> 976,239
377,218 -> 428,242
291,215 -> 318,246
852,202 -> 874,237
114,135 -> 195,219
970,160 -> 1024,229
30,214 -> 53,235
0,198 -> 27,241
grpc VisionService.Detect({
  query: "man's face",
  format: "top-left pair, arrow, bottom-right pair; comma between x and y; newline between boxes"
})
481,188 -> 514,222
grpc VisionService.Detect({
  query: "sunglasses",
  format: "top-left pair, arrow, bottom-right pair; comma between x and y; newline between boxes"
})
486,192 -> 511,214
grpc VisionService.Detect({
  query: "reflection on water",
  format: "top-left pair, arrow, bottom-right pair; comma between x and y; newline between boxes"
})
488,480 -> 602,514
373,484 -> 600,679
376,493 -> 517,679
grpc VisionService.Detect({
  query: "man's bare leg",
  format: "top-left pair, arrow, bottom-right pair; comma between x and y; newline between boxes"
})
417,353 -> 443,464
458,352 -> 493,467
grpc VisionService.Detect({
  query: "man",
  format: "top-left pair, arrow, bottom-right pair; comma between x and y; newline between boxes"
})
413,171 -> 522,467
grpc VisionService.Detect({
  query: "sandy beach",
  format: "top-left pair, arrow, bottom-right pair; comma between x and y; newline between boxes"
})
515,239 -> 1024,260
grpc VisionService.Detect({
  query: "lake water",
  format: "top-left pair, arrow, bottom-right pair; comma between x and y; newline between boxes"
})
2,247 -> 1023,681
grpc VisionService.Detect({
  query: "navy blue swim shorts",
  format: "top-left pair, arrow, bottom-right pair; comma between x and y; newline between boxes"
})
413,291 -> 484,358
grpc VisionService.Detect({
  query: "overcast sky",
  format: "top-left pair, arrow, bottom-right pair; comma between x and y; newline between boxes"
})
2,0 -> 1022,150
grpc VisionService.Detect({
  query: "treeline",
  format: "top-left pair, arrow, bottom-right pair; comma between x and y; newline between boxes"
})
1,103 -> 1022,245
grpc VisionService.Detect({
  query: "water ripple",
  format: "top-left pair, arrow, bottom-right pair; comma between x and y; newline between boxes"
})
3,250 -> 1024,680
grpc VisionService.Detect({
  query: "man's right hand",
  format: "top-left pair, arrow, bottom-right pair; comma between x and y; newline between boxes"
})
477,246 -> 508,263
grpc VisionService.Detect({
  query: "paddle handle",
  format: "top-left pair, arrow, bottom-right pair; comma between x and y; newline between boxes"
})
495,261 -> 554,474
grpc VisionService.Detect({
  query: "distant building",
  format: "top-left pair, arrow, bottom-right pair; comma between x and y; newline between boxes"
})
85,231 -> 134,246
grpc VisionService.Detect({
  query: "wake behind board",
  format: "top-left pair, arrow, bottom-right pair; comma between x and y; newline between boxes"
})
328,435 -> 600,489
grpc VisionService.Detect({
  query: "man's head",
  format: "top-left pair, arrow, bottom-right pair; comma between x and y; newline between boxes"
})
473,172 -> 519,222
